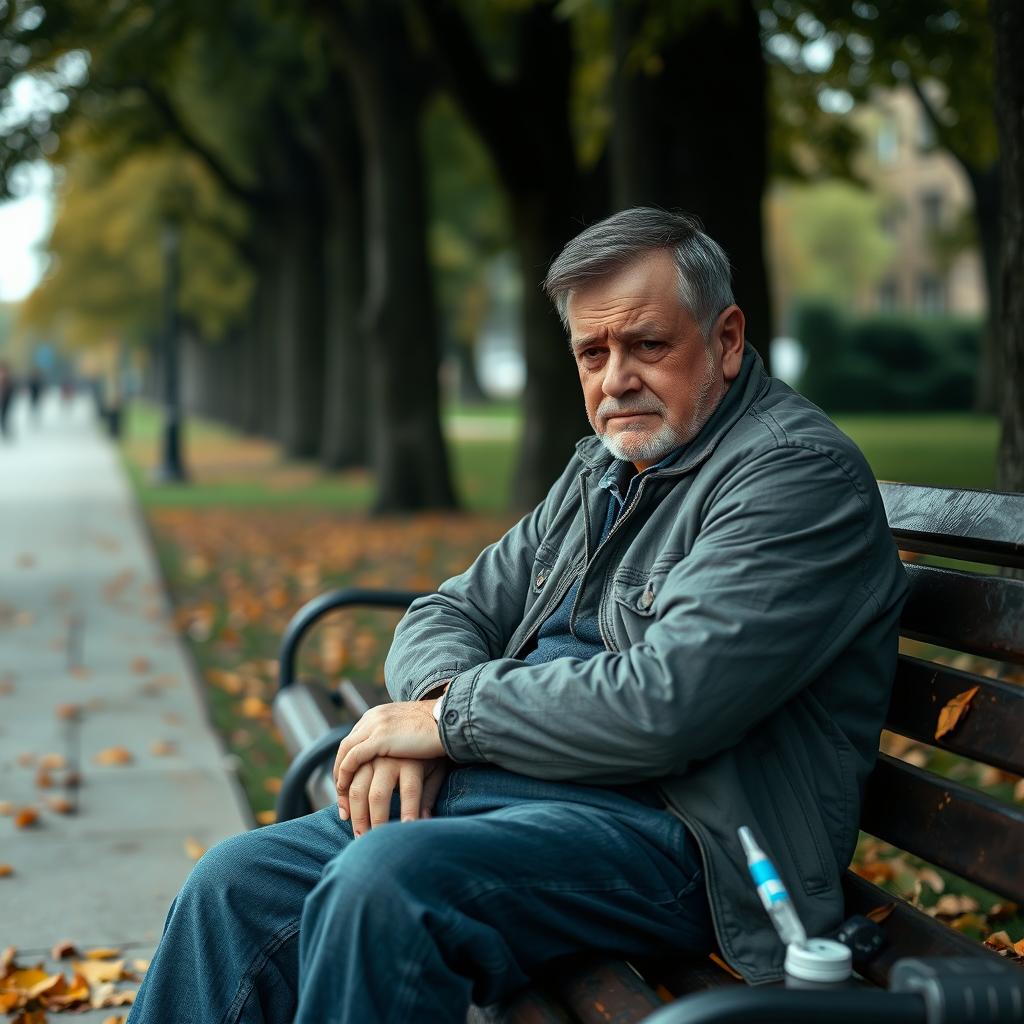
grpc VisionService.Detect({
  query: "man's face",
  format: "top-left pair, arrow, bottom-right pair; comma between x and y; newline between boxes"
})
566,249 -> 743,470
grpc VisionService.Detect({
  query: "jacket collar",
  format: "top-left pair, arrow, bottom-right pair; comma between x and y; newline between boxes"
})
574,342 -> 768,477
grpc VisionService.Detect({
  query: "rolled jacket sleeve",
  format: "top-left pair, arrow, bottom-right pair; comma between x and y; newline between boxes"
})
436,444 -> 898,783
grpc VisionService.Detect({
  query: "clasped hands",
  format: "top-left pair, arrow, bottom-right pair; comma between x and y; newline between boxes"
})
332,697 -> 448,837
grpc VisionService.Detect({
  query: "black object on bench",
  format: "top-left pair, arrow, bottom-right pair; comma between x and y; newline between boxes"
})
273,482 -> 1024,1023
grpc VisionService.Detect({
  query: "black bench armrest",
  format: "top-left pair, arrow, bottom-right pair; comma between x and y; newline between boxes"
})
276,723 -> 355,823
277,588 -> 427,692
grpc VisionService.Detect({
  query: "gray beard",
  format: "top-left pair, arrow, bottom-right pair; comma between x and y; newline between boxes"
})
596,349 -> 720,464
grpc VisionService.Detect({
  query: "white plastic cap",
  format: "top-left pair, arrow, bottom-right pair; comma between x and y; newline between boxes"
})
784,938 -> 852,983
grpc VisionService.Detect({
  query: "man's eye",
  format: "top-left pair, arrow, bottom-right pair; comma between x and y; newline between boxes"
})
581,349 -> 604,361
639,341 -> 663,352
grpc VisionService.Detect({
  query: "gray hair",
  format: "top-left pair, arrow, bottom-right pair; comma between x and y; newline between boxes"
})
543,208 -> 735,338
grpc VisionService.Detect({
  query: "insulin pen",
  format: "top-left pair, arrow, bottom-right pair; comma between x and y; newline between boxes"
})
738,826 -> 807,948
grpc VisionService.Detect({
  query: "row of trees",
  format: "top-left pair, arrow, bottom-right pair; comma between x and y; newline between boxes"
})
0,0 -> 1020,507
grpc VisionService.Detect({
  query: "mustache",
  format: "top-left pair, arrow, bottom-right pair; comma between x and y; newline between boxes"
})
597,398 -> 664,422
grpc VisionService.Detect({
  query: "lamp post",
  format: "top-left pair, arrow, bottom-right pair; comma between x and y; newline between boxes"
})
154,213 -> 187,483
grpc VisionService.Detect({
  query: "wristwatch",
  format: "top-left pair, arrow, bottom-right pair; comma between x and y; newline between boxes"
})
432,690 -> 446,725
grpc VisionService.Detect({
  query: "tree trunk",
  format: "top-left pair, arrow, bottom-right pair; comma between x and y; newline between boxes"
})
328,4 -> 457,510
450,340 -> 488,404
611,0 -> 773,367
990,0 -> 1024,493
511,193 -> 591,506
318,89 -> 370,471
274,148 -> 328,459
418,1 -> 605,507
964,163 -> 1003,413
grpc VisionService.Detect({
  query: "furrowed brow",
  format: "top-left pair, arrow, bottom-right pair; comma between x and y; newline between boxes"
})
570,323 -> 664,352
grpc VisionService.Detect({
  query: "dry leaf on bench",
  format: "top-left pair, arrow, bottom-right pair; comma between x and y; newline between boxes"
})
149,740 -> 177,757
865,902 -> 896,924
93,747 -> 133,766
47,796 -> 74,814
933,893 -> 979,917
935,685 -> 980,741
0,864 -> 13,877
0,801 -> 13,815
51,940 -> 78,959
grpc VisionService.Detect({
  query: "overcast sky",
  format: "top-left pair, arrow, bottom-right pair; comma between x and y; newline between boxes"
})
0,162 -> 53,303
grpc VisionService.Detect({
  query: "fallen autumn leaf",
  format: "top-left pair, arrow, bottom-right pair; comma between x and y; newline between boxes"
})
935,685 -> 980,741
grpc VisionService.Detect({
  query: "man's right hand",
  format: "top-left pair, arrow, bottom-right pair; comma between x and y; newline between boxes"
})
336,754 -> 449,836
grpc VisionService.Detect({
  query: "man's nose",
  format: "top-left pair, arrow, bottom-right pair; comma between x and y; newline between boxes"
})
601,351 -> 641,397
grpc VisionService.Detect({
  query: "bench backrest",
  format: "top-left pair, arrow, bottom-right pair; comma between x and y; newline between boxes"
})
847,482 -> 1024,982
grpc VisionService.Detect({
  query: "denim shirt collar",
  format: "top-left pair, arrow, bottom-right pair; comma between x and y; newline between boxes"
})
597,445 -> 688,511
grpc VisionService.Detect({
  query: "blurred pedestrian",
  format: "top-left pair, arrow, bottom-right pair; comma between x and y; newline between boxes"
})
0,361 -> 14,440
27,367 -> 45,421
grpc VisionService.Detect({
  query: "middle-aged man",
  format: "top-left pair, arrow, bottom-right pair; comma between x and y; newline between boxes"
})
128,208 -> 908,1024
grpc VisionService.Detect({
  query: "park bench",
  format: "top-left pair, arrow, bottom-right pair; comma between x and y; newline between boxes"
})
272,481 -> 1024,1023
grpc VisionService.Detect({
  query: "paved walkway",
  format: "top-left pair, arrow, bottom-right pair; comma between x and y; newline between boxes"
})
0,389 -> 250,1019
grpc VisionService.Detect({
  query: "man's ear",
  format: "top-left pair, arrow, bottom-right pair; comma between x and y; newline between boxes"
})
714,305 -> 746,382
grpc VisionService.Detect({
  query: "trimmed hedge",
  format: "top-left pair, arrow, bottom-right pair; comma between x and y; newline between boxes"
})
794,300 -> 981,413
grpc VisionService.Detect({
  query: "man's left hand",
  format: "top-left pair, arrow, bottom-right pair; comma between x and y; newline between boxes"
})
334,699 -> 445,805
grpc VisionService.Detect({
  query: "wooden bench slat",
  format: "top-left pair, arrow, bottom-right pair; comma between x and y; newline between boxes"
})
860,755 -> 1024,903
553,958 -> 664,1023
842,871 -> 1006,986
880,482 -> 1024,568
467,988 -> 573,1023
887,655 -> 1024,775
900,562 -> 1024,665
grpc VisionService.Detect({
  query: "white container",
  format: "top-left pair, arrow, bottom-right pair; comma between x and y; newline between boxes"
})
784,938 -> 854,988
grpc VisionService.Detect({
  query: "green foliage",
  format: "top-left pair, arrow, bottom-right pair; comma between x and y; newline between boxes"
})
795,298 -> 982,413
768,180 -> 895,315
765,1 -> 996,174
0,302 -> 13,353
425,94 -> 509,360
20,141 -> 251,348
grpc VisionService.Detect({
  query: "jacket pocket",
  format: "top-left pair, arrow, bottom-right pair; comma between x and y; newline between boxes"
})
759,746 -> 833,896
612,574 -> 659,618
530,542 -> 557,595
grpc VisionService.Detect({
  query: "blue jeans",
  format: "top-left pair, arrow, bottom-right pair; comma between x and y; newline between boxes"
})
128,765 -> 712,1024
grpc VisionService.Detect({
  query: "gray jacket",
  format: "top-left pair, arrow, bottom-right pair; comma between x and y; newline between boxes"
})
385,345 -> 908,983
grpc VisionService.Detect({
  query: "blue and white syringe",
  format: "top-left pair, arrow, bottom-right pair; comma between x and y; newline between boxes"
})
738,826 -> 807,948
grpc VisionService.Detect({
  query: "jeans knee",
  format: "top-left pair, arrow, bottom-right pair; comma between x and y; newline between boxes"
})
177,829 -> 264,913
318,822 -> 438,907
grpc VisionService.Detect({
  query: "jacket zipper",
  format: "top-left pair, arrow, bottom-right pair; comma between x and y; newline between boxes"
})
591,478 -> 651,652
507,561 -> 583,660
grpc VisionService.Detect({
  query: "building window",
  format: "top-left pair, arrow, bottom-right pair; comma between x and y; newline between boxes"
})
880,204 -> 901,236
917,110 -> 937,151
918,273 -> 945,315
921,190 -> 944,230
878,277 -> 900,311
877,117 -> 898,165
